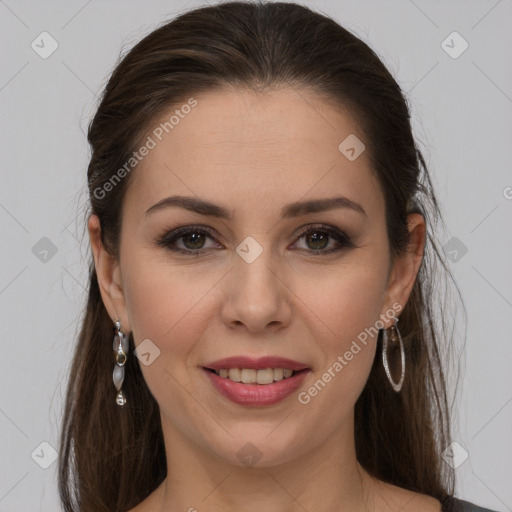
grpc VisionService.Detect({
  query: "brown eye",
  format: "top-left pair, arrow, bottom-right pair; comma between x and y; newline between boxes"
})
155,225 -> 220,255
293,225 -> 354,255
304,230 -> 330,251
181,231 -> 207,250
155,223 -> 354,257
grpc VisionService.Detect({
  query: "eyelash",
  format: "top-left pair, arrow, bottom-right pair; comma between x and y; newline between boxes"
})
154,223 -> 354,257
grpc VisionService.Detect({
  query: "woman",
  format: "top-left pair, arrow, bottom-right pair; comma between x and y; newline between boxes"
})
58,2 -> 500,511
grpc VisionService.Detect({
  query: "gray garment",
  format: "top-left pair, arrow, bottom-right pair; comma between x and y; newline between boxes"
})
449,498 -> 501,512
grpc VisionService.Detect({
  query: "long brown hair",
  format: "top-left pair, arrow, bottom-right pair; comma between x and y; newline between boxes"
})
58,2 -> 462,510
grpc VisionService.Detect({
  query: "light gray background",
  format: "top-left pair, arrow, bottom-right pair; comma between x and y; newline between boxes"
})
1,1 -> 511,511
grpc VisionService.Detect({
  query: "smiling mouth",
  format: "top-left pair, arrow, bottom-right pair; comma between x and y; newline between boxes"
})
203,367 -> 306,385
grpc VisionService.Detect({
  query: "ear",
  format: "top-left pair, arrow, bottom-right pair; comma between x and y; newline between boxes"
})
381,213 -> 426,327
88,214 -> 131,332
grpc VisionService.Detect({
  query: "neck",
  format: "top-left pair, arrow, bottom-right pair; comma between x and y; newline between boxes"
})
153,411 -> 373,512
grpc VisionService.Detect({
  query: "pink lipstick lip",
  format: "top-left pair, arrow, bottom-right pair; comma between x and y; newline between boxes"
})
202,367 -> 310,407
203,356 -> 310,371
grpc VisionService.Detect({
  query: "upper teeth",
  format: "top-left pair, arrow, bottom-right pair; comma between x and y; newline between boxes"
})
215,368 -> 294,384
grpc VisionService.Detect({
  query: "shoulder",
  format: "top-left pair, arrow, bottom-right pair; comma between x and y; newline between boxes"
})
370,480 -> 442,511
448,497 -> 501,512
371,479 -> 500,512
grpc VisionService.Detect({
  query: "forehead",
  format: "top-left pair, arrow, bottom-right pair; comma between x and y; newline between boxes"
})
125,86 -> 383,221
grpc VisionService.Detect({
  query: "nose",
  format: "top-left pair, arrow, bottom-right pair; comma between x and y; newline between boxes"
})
220,239 -> 292,334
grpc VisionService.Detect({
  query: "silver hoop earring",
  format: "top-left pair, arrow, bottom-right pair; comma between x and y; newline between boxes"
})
112,319 -> 128,406
382,317 -> 405,393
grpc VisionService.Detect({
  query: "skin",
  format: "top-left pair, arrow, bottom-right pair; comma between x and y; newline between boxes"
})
89,86 -> 439,512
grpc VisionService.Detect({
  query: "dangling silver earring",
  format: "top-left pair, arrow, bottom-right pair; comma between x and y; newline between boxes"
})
112,319 -> 128,406
382,317 -> 405,393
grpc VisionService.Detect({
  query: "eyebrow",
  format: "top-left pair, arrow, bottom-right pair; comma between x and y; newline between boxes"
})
145,194 -> 367,219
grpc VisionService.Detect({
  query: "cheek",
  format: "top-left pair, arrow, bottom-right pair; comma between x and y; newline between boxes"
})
122,249 -> 219,339
296,255 -> 389,346
121,252 -> 227,395
292,256 -> 388,408
121,257 -> 213,414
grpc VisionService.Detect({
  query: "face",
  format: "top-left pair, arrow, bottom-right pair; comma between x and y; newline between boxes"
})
91,86 -> 422,468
